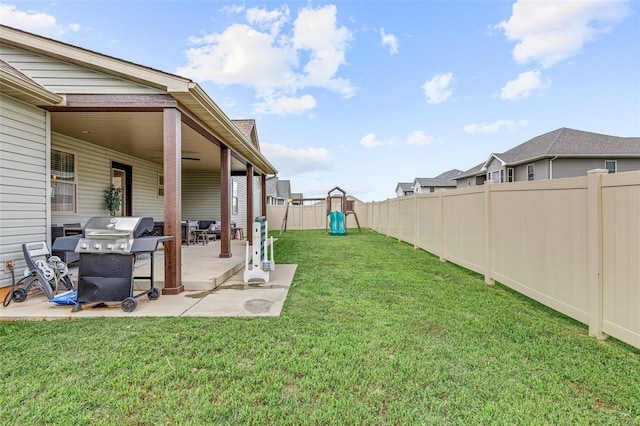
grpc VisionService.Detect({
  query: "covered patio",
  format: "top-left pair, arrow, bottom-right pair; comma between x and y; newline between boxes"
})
0,241 -> 297,319
0,25 -> 278,297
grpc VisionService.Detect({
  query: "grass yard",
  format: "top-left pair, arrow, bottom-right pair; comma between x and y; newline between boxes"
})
1,229 -> 638,425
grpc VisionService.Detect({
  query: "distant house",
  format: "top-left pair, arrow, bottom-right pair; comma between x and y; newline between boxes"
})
455,128 -> 640,188
266,176 -> 291,205
395,182 -> 414,197
291,193 -> 304,205
412,169 -> 463,194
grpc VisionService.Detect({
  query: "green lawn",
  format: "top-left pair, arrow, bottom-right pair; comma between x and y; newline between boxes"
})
1,229 -> 638,425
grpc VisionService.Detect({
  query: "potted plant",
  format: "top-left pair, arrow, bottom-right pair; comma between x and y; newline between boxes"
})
104,184 -> 122,216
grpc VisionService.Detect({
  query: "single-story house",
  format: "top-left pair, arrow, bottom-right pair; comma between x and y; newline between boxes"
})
455,128 -> 640,188
412,169 -> 463,194
0,25 -> 277,293
394,182 -> 414,197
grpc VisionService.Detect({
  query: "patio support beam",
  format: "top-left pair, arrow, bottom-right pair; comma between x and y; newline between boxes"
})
46,93 -> 177,110
246,164 -> 254,242
162,107 -> 184,295
220,146 -> 232,258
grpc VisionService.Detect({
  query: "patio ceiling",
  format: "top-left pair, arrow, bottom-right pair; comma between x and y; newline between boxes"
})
50,111 -> 248,172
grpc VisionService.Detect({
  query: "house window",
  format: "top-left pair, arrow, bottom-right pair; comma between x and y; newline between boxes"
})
507,168 -> 514,183
157,174 -> 164,197
232,180 -> 239,214
490,170 -> 503,183
51,148 -> 76,212
527,164 -> 535,181
429,187 -> 435,193
605,160 -> 617,174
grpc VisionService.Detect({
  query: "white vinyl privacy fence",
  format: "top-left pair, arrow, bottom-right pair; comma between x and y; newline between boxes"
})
269,170 -> 639,350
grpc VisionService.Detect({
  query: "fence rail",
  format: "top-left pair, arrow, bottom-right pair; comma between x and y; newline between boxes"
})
268,169 -> 639,349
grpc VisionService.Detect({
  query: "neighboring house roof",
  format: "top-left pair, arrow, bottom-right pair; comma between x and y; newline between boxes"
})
277,180 -> 291,200
291,192 -> 303,201
395,182 -> 413,193
486,127 -> 640,169
455,163 -> 485,180
265,177 -> 292,200
0,24 -> 277,175
414,169 -> 463,187
266,177 -> 279,197
456,128 -> 640,179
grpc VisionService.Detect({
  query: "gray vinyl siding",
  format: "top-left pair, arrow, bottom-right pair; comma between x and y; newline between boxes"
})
182,173 -> 221,222
0,45 -> 164,94
0,94 -> 48,288
514,159 -> 548,181
551,158 -> 640,179
181,173 -> 253,231
485,158 -> 503,175
51,132 -> 164,225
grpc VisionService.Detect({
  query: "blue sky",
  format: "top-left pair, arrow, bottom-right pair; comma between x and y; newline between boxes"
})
2,1 -> 639,201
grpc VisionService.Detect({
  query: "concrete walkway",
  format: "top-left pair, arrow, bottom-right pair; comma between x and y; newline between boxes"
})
1,239 -> 297,320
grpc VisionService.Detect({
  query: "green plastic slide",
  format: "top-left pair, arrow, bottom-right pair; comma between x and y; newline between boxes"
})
329,211 -> 346,235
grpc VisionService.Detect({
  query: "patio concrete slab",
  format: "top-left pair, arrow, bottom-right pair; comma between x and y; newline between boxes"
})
0,265 -> 296,320
182,264 -> 297,317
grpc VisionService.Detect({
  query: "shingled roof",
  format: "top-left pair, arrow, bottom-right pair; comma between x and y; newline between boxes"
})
415,169 -> 463,187
456,128 -> 640,179
492,127 -> 640,166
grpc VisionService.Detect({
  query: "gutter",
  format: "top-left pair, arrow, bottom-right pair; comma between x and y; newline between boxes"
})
549,156 -> 557,179
188,84 -> 278,175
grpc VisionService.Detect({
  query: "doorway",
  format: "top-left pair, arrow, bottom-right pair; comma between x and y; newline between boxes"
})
111,161 -> 132,216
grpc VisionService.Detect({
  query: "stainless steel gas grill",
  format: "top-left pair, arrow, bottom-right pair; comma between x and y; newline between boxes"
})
52,217 -> 173,312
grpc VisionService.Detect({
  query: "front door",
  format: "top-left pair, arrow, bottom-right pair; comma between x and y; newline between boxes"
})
111,162 -> 132,216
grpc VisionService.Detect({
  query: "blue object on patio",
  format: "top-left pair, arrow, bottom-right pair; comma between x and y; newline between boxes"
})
51,290 -> 77,305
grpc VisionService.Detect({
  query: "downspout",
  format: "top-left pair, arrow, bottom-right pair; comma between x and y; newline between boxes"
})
549,156 -> 558,179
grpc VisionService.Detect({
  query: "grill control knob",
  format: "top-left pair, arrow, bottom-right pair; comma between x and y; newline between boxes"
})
93,243 -> 101,250
81,243 -> 88,250
106,243 -> 113,250
119,243 -> 126,250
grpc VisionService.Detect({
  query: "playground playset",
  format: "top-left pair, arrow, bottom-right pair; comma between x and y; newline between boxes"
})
279,186 -> 361,235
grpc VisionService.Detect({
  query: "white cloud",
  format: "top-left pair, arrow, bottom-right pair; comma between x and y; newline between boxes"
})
496,0 -> 631,68
360,133 -> 397,149
500,70 -> 548,100
253,94 -> 317,116
0,4 -> 80,37
246,5 -> 290,35
380,28 -> 399,55
406,130 -> 434,146
260,142 -> 332,176
464,120 -> 529,134
178,4 -> 355,115
422,72 -> 453,104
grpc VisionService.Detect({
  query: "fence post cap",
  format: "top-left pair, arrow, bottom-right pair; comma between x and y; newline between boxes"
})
587,168 -> 608,175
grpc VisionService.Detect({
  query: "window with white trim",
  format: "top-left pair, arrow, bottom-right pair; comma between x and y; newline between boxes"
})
507,168 -> 514,183
527,164 -> 535,181
605,160 -> 617,174
51,148 -> 76,212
